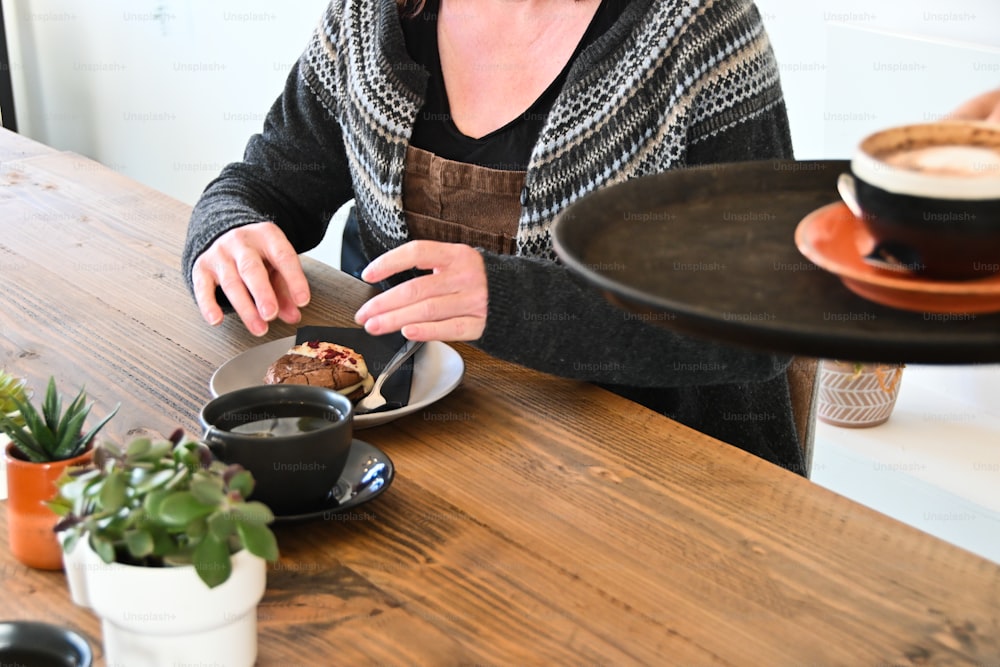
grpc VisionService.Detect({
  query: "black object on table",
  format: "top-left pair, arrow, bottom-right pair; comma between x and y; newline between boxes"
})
0,2 -> 16,132
552,159 -> 1000,364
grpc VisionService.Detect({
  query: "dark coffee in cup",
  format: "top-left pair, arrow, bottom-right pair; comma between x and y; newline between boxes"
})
213,404 -> 340,438
842,121 -> 1000,280
200,385 -> 354,515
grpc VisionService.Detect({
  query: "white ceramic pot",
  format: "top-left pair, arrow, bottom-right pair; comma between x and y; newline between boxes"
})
63,539 -> 266,667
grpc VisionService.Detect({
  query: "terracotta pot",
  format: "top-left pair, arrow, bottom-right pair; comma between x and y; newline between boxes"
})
4,442 -> 93,570
817,361 -> 905,428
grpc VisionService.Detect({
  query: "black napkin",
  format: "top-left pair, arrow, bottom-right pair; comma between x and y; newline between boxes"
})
294,326 -> 413,412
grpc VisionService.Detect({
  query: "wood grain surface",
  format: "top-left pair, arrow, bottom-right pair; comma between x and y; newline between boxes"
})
0,129 -> 997,666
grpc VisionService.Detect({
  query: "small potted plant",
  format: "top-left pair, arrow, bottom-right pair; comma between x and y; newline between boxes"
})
51,430 -> 279,667
817,360 -> 905,428
0,375 -> 118,569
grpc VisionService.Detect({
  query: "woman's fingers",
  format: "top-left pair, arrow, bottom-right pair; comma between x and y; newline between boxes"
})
360,239 -> 447,283
947,88 -> 1000,123
190,222 -> 309,335
355,240 -> 488,341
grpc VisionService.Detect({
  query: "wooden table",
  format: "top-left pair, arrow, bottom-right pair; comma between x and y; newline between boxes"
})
1,129 -> 998,666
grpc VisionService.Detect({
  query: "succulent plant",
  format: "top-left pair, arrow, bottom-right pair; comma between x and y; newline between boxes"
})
0,377 -> 119,462
0,369 -> 30,426
50,430 -> 279,588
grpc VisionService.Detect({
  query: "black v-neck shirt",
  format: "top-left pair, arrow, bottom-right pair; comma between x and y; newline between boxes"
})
403,0 -> 626,171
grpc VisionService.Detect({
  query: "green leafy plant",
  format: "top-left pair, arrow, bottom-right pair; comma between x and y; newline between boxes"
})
0,376 -> 119,463
50,430 -> 279,588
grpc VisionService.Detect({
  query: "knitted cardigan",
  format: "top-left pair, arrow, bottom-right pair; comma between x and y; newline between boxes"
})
182,0 -> 805,473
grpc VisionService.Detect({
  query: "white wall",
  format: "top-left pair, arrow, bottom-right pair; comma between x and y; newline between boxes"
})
3,0 -> 327,204
755,0 -> 1000,159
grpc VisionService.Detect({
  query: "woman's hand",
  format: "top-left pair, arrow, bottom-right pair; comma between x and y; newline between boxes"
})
947,88 -> 1000,123
354,240 -> 488,341
191,222 -> 311,336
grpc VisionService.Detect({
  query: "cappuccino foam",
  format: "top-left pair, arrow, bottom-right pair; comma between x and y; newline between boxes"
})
882,144 -> 1000,178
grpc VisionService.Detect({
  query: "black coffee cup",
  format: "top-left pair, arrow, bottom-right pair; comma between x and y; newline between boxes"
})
200,385 -> 354,515
840,121 -> 1000,281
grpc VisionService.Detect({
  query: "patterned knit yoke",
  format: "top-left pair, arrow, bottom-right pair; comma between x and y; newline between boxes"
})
300,0 -> 786,262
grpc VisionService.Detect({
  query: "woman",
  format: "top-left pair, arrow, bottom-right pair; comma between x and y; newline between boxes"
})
182,0 -> 806,472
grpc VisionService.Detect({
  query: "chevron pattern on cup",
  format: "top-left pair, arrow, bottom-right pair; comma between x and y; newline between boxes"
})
817,364 -> 903,428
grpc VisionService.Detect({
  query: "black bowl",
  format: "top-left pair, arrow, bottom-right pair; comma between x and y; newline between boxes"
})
0,621 -> 92,667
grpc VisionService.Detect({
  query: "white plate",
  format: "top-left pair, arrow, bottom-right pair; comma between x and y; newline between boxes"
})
209,337 -> 465,429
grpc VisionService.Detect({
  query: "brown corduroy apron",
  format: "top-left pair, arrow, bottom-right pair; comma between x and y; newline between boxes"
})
402,146 -> 524,255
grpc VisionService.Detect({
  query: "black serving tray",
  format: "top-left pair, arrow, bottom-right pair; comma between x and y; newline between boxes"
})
552,159 -> 1000,364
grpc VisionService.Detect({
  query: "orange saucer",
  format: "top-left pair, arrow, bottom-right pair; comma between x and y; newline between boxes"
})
795,202 -> 1000,314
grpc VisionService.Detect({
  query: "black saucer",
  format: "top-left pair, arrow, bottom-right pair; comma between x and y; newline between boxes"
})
273,439 -> 394,522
